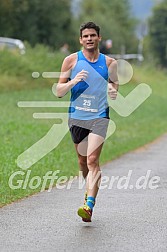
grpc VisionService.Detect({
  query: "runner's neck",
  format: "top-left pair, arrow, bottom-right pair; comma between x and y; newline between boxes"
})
82,49 -> 100,63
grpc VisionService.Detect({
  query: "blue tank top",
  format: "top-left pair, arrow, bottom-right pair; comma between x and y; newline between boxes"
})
69,51 -> 109,120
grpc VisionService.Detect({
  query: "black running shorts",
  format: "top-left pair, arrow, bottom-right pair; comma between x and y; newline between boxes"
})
68,118 -> 109,144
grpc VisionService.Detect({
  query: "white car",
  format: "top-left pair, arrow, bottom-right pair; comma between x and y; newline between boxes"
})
0,37 -> 26,54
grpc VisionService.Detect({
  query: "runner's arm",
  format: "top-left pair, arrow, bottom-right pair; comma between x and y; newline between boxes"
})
108,59 -> 119,90
56,55 -> 88,98
107,58 -> 119,100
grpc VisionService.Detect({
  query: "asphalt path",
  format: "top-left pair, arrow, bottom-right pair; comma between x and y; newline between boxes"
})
0,134 -> 167,252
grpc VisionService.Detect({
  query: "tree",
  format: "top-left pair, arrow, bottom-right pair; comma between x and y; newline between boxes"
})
0,0 -> 75,50
149,0 -> 167,67
0,0 -> 16,36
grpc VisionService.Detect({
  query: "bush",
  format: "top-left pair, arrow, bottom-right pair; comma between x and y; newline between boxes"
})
0,43 -> 65,92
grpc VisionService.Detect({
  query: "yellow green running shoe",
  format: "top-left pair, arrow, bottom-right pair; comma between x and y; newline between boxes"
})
77,205 -> 92,222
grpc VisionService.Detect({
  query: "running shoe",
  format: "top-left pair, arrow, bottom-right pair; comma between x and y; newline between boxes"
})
77,205 -> 92,222
82,192 -> 91,222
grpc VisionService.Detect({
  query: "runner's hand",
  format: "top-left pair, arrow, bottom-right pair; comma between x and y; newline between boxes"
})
72,70 -> 88,85
108,84 -> 117,100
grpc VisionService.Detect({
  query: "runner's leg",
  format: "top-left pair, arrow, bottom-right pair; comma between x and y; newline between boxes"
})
86,133 -> 104,198
74,143 -> 88,179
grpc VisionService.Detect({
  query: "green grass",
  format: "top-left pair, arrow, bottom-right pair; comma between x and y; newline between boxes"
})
0,43 -> 64,92
102,64 -> 167,161
0,47 -> 167,207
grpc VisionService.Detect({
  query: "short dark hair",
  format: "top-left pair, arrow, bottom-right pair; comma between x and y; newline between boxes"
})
80,21 -> 100,37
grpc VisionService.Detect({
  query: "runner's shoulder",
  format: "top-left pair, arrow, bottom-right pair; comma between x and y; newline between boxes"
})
63,52 -> 78,69
105,55 -> 117,67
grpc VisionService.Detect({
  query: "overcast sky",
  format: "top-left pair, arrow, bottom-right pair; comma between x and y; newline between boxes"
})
130,0 -> 162,20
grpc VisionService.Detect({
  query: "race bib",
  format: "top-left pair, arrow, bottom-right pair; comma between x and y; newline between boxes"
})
75,94 -> 99,112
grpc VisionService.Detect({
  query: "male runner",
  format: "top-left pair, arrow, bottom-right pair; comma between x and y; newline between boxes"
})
56,21 -> 118,222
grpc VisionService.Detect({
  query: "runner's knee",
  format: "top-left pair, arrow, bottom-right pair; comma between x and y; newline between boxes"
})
78,156 -> 87,167
87,155 -> 99,169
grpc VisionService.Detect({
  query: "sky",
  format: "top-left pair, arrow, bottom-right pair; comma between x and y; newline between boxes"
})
130,0 -> 162,20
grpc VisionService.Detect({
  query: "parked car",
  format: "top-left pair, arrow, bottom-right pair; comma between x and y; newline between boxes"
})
0,37 -> 26,54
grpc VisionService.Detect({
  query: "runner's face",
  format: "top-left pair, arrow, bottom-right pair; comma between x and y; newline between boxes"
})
80,28 -> 101,51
